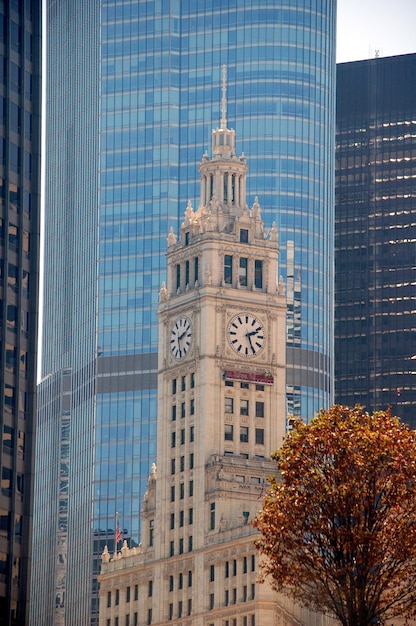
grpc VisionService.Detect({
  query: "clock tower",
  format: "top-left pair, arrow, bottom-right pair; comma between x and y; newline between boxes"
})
99,70 -> 324,626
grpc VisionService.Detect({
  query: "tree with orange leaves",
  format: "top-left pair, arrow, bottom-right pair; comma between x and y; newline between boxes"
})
254,405 -> 416,626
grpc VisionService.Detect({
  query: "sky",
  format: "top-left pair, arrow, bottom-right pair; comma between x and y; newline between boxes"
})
337,0 -> 416,63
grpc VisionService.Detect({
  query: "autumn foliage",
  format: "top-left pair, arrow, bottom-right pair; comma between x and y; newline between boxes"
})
254,405 -> 416,626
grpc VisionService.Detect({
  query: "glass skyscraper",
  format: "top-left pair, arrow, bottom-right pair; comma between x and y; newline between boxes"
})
335,54 -> 416,429
0,1 -> 41,624
32,1 -> 336,623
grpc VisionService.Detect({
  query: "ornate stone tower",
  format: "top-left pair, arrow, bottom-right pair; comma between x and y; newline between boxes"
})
98,70 -> 330,626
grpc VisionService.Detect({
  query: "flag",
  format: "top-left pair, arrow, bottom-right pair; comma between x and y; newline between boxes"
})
116,522 -> 122,544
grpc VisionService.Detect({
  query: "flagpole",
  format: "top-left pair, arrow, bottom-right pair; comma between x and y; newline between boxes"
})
114,511 -> 119,557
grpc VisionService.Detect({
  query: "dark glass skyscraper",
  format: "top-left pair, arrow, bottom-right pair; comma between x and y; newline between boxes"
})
32,2 -> 336,623
0,1 -> 41,624
335,54 -> 416,428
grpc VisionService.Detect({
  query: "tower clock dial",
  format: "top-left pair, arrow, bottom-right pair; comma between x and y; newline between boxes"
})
170,316 -> 193,360
227,313 -> 265,357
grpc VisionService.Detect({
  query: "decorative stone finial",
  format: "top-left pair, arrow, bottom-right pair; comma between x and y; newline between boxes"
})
185,199 -> 193,221
269,221 -> 278,242
251,196 -> 261,218
167,227 -> 177,247
101,545 -> 110,563
159,281 -> 168,302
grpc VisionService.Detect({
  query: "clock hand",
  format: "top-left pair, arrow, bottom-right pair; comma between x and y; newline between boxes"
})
247,333 -> 255,353
178,327 -> 188,340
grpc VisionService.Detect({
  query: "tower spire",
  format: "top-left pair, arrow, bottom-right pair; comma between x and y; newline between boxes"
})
221,64 -> 227,130
211,66 -> 235,158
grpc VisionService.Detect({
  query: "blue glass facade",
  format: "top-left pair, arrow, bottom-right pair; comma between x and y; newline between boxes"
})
33,1 -> 335,623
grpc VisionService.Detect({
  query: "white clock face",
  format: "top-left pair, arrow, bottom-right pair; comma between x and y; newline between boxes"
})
170,316 -> 193,360
228,313 -> 265,357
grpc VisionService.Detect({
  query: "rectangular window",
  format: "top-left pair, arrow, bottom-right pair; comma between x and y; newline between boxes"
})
243,585 -> 247,601
224,255 -> 232,284
240,228 -> 249,243
180,483 -> 184,499
187,598 -> 192,616
181,402 -> 185,418
176,264 -> 181,290
126,616 -> 130,626
169,603 -> 173,620
251,584 -> 255,600
149,520 -> 154,547
189,453 -> 194,469
188,536 -> 193,552
189,508 -> 193,524
171,405 -> 176,421
224,424 -> 234,441
233,559 -> 237,576
225,561 -> 229,578
147,608 -> 152,625
240,426 -> 249,443
179,510 -> 184,527
190,426 -> 194,442
134,585 -> 138,601
210,502 -> 215,530
181,376 -> 186,391
134,614 -> 138,626
255,428 -> 264,445
115,590 -> 119,605
239,257 -> 248,286
178,572 -> 183,589
172,379 -> 177,394
240,382 -> 249,389
185,231 -> 189,245
240,399 -> 249,415
171,459 -> 176,474
225,397 -> 234,413
243,556 -> 248,573
148,581 -> 153,597
178,600 -> 183,618
189,480 -> 194,497
225,380 -> 234,387
210,564 -> 215,582
251,554 -> 255,571
171,431 -> 176,448
179,538 -> 184,554
256,384 -> 264,391
190,398 -> 195,415
255,401 -> 264,418
225,589 -> 229,606
194,257 -> 199,283
170,541 -> 174,557
190,372 -> 195,388
181,429 -> 185,444
188,570 -> 193,587
171,486 -> 175,502
185,260 -> 189,286
232,588 -> 237,604
209,593 -> 214,610
254,260 -> 263,288
107,591 -> 111,608
170,513 -> 175,530
180,456 -> 185,472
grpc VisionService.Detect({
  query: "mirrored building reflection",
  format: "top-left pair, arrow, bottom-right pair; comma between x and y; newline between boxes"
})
335,53 -> 416,429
